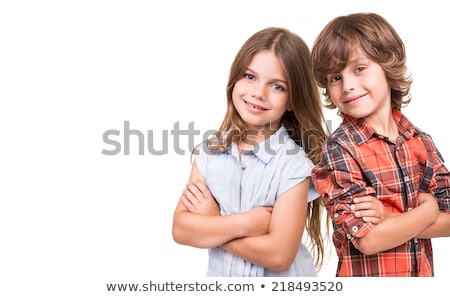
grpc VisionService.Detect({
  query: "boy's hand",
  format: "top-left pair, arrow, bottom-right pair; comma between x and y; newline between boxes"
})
418,192 -> 437,205
351,196 -> 388,224
182,181 -> 220,216
418,192 -> 439,222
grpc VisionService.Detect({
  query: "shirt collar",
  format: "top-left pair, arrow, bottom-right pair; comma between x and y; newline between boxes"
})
228,125 -> 291,164
343,109 -> 418,144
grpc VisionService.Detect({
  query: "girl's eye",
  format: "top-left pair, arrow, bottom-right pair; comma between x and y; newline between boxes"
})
272,84 -> 285,92
356,66 -> 366,73
244,73 -> 255,80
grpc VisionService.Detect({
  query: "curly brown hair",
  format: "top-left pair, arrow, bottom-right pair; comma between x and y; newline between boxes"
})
311,12 -> 413,113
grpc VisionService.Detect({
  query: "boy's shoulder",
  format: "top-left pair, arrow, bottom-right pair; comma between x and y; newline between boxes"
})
326,114 -> 434,148
325,122 -> 356,145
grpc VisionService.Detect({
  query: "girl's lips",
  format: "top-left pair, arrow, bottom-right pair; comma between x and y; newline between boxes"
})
243,99 -> 268,111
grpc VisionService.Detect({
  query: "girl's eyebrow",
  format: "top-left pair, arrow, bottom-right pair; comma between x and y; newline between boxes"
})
245,67 -> 288,85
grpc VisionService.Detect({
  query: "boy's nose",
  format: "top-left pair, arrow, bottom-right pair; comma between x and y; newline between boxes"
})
342,76 -> 356,94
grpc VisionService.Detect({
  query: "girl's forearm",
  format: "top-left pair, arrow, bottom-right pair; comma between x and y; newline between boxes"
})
172,211 -> 252,249
221,185 -> 307,272
222,233 -> 300,272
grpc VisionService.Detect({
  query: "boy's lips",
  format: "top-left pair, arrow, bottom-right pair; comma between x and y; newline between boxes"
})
343,93 -> 367,104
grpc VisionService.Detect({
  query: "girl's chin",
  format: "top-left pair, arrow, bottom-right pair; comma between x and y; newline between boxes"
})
244,122 -> 281,131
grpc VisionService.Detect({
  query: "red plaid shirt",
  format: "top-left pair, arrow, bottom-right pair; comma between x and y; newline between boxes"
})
312,109 -> 450,277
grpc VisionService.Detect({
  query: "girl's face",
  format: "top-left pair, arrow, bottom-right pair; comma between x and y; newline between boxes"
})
232,50 -> 290,133
326,50 -> 391,123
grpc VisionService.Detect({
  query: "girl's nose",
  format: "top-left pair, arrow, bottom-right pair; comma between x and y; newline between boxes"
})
251,83 -> 266,101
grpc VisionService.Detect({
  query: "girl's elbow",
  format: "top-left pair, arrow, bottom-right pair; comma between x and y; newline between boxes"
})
172,224 -> 191,245
270,262 -> 291,272
172,226 -> 212,249
172,226 -> 184,244
267,253 -> 296,272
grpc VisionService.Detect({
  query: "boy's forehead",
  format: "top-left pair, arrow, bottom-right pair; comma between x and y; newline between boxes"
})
343,45 -> 365,61
328,46 -> 368,70
348,52 -> 370,64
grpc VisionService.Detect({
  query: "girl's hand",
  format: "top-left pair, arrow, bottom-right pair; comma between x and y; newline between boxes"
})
351,196 -> 387,224
243,206 -> 273,236
182,181 -> 220,216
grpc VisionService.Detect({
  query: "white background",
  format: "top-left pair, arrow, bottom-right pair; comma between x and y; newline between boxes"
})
1,0 -> 449,296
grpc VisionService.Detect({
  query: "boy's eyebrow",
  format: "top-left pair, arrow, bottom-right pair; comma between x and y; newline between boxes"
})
325,56 -> 370,75
348,56 -> 370,64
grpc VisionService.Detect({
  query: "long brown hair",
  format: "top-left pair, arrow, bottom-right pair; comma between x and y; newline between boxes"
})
210,27 -> 329,270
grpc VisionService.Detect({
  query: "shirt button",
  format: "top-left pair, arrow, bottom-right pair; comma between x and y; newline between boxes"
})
407,207 -> 413,212
334,213 -> 339,218
404,176 -> 410,182
352,226 -> 358,232
346,233 -> 352,239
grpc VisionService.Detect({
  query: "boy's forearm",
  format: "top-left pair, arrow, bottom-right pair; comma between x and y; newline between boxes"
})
357,199 -> 439,254
416,212 -> 450,238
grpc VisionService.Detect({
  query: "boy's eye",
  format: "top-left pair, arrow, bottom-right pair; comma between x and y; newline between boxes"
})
356,66 -> 366,73
328,75 -> 341,83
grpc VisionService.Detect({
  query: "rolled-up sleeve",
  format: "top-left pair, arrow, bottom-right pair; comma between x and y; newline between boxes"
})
424,136 -> 450,213
312,141 -> 375,247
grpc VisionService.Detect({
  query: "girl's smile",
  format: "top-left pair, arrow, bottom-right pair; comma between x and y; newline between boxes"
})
242,99 -> 269,113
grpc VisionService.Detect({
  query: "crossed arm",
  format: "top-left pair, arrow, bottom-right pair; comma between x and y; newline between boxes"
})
313,136 -> 450,255
172,161 -> 310,272
349,194 -> 444,254
172,162 -> 272,249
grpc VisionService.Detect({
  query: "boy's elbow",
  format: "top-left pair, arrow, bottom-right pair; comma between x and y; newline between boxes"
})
357,245 -> 378,256
357,237 -> 381,255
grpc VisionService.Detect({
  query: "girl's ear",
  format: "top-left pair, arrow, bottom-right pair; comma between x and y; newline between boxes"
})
287,102 -> 293,112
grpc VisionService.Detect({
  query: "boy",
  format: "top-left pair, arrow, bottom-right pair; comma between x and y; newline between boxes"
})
311,12 -> 450,277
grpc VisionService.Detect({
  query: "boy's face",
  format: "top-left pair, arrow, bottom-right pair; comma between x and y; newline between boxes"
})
326,51 -> 391,123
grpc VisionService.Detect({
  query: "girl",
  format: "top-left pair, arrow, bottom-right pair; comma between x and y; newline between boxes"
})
172,27 -> 328,276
